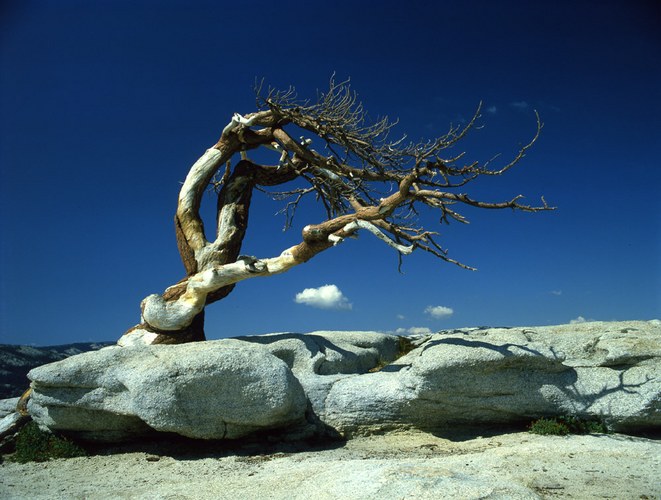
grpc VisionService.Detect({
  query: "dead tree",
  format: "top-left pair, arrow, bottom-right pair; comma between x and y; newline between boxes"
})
118,79 -> 554,346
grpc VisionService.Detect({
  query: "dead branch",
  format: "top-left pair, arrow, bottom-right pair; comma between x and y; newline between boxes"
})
120,78 -> 555,345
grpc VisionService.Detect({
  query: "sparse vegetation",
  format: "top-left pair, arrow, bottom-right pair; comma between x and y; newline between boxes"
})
369,336 -> 417,372
9,421 -> 86,463
529,416 -> 608,436
397,336 -> 415,357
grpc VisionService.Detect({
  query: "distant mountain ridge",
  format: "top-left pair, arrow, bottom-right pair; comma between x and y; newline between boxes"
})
0,342 -> 113,399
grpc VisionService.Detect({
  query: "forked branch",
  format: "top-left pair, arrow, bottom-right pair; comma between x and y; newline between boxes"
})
120,78 -> 555,345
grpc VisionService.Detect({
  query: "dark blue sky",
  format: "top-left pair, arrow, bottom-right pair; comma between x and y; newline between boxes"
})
1,0 -> 659,345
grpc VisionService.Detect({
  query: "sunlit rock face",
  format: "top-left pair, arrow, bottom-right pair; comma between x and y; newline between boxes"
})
319,321 -> 661,436
24,321 -> 661,441
28,341 -> 309,441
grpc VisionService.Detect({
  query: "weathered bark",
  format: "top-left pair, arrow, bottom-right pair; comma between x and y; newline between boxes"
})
123,151 -> 298,344
120,184 -> 420,346
117,80 -> 553,347
151,310 -> 206,344
137,159 -> 259,344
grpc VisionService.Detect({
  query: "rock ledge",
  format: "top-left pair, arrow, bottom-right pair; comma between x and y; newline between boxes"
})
21,321 -> 661,441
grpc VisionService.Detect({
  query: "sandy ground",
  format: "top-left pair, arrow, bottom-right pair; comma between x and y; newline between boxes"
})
1,430 -> 659,499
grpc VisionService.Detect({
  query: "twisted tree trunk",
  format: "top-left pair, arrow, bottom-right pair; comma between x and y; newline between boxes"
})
116,81 -> 553,347
119,114 -> 297,346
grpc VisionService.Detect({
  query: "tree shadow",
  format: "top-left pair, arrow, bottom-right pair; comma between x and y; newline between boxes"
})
402,336 -> 657,441
82,425 -> 347,461
428,423 -> 528,442
236,332 -> 378,375
418,336 -> 549,359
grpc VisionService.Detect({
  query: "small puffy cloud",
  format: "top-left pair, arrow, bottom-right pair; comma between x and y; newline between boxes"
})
408,326 -> 433,335
510,100 -> 529,111
424,305 -> 454,319
550,290 -> 562,296
486,105 -> 497,114
396,314 -> 406,320
570,316 -> 587,324
294,284 -> 352,310
395,326 -> 432,335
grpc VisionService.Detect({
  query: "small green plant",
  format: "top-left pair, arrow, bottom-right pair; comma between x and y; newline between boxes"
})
529,416 -> 608,436
529,417 -> 571,435
10,421 -> 86,463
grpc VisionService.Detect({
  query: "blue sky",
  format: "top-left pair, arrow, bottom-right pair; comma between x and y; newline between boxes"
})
1,0 -> 659,345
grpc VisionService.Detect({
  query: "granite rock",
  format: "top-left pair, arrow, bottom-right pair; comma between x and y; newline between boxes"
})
28,341 -> 308,441
25,321 -> 660,441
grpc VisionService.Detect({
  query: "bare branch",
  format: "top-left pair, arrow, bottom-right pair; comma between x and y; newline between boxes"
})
475,110 -> 543,176
122,80 -> 556,345
415,189 -> 553,212
339,220 -> 414,255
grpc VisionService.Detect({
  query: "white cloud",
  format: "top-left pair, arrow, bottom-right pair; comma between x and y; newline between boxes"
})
570,316 -> 587,324
486,105 -> 497,114
424,305 -> 454,319
550,290 -> 562,296
396,314 -> 406,320
510,100 -> 529,111
294,284 -> 352,310
395,326 -> 432,335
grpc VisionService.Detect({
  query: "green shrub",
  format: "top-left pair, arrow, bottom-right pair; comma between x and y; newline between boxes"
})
10,422 -> 86,463
529,417 -> 571,435
579,419 -> 609,434
529,416 -> 608,436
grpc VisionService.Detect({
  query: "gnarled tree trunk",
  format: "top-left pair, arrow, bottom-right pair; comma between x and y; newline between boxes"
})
117,80 -> 552,347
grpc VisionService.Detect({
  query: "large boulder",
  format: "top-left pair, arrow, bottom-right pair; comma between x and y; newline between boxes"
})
319,320 -> 661,435
28,341 -> 308,441
25,321 -> 659,441
26,331 -> 399,442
